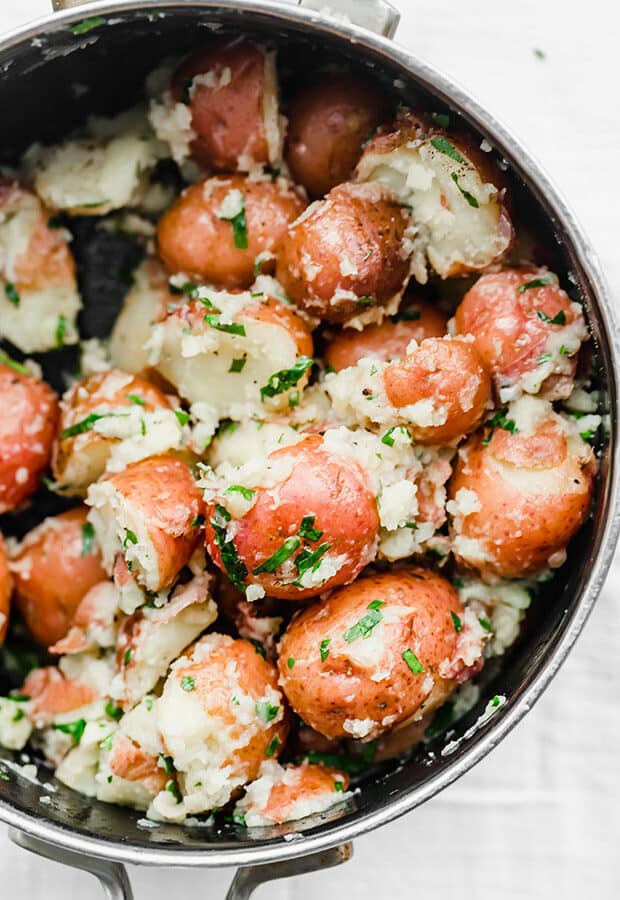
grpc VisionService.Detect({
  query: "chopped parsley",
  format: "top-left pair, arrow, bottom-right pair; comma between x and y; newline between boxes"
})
559,344 -> 571,356
219,198 -> 248,249
287,657 -> 296,669
538,353 -> 553,365
265,736 -> 280,757
250,639 -> 267,660
204,314 -> 246,336
289,390 -> 300,408
382,426 -> 411,447
431,112 -> 450,129
180,676 -> 196,692
580,428 -> 597,443
0,351 -> 30,375
4,282 -> 19,306
320,639 -> 331,662
160,754 -> 174,775
450,611 -> 462,633
255,700 -> 280,723
81,522 -> 95,557
123,648 -> 132,666
334,780 -> 345,793
70,16 -> 105,35
126,393 -> 146,406
482,408 -> 519,445
253,537 -> 301,575
105,700 -> 123,722
123,528 -> 138,549
174,408 -> 190,426
210,504 -> 248,590
166,779 -> 182,803
293,542 -> 330,585
357,296 -> 375,306
491,695 -> 502,708
169,281 -> 198,296
430,135 -> 466,164
225,484 -> 255,502
536,309 -> 566,326
60,412 -> 115,440
229,356 -> 247,373
99,733 -> 113,752
53,719 -> 87,745
260,356 -> 314,402
533,48 -> 546,60
402,648 -> 425,674
232,812 -> 247,827
191,514 -> 206,528
450,172 -> 479,208
298,516 -> 323,542
343,601 -> 385,643
55,314 -> 68,348
518,276 -> 554,293
479,617 -> 492,632
12,708 -> 25,723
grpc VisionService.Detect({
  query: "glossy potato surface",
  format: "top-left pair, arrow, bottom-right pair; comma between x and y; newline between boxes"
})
157,174 -> 305,288
12,507 -> 106,648
0,361 -> 58,513
277,568 -> 465,741
276,182 -> 412,323
0,536 -> 12,645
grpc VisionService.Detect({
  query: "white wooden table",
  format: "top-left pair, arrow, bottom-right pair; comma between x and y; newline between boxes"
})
1,1 -> 619,897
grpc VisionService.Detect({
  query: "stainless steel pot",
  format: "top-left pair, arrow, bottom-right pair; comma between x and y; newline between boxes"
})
0,1 -> 619,897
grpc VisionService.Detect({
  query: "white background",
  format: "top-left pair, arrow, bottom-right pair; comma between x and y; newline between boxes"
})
1,0 -> 619,897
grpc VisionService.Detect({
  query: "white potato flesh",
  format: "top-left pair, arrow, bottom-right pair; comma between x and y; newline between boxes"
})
357,136 -> 511,282
149,292 -> 306,420
110,261 -> 171,374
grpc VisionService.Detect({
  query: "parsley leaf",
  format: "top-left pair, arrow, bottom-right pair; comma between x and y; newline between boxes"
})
4,282 -> 19,306
60,412 -> 115,440
430,135 -> 466,164
253,537 -> 301,575
53,719 -> 87,745
0,351 -> 30,376
260,357 -> 314,401
225,485 -> 255,502
402,648 -> 425,674
518,276 -> 554,293
180,676 -> 195,692
482,408 -> 519,445
265,736 -> 280,757
219,198 -> 248,249
210,504 -> 248,590
450,172 -> 479,208
70,16 -> 105,35
536,309 -> 566,326
255,700 -> 280,723
298,516 -> 323,542
81,522 -> 95,557
343,601 -> 385,643
55,315 -> 68,348
229,356 -> 247,373
320,639 -> 331,662
450,611 -> 462,633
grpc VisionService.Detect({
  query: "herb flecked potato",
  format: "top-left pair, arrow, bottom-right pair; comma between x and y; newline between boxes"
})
11,507 -> 107,647
0,356 -> 58,513
277,568 -> 485,741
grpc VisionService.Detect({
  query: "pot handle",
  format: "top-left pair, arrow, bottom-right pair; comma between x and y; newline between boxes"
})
50,0 -> 401,39
296,0 -> 400,38
10,827 -> 353,899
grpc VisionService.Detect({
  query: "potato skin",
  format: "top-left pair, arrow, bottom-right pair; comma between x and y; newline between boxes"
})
12,508 -> 106,647
205,434 -> 380,601
22,664 -> 99,725
383,337 -> 491,444
277,568 -> 464,741
157,174 -> 305,289
276,182 -> 412,323
53,369 -> 174,494
0,362 -> 58,513
324,296 -> 447,371
240,296 -> 314,359
448,421 -> 596,578
94,455 -> 205,592
285,73 -> 389,199
171,39 -> 277,171
454,267 -> 583,398
167,635 -> 289,779
0,535 -> 12,645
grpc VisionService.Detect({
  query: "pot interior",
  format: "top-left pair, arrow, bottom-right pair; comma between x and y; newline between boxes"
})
0,2 -> 616,861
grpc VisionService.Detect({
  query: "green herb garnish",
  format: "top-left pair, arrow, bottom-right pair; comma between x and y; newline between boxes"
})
105,700 -> 123,721
174,408 -> 190,426
320,639 -> 331,662
430,135 -> 466,163
225,485 -> 255,502
229,356 -> 247,373
123,529 -> 138,549
431,112 -> 450,129
219,198 -> 248,249
343,601 -> 385,643
53,719 -> 87,745
204,314 -> 246,336
126,393 -> 146,406
298,516 -> 323,542
0,351 -> 30,375
450,172 -> 479,208
536,309 -> 566,326
70,16 -> 105,35
402,648 -> 425,674
287,657 -> 295,669
265,736 -> 280,757
255,700 -> 280,723
450,611 -> 462,633
482,408 -> 519,445
519,276 -> 554,293
55,314 -> 68,348
260,357 -> 313,402
253,537 -> 301,575
180,676 -> 195,692
479,617 -> 492,632
210,504 -> 248,590
4,282 -> 20,306
60,412 -> 113,440
382,426 -> 411,448
81,522 -> 95,557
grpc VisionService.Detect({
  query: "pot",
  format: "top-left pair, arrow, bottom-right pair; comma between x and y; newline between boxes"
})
0,2 -> 618,898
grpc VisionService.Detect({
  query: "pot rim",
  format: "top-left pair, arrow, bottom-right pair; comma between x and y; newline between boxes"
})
0,0 -> 619,869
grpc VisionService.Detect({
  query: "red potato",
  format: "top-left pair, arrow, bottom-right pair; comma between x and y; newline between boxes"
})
276,181 -> 412,324
454,267 -> 588,401
324,296 -> 448,371
355,108 -> 513,281
11,507 -> 107,648
49,581 -> 119,656
448,401 -> 596,578
204,434 -> 380,601
0,535 -> 12,645
53,369 -> 178,495
151,292 -> 313,415
157,174 -> 305,288
86,455 -> 205,593
235,760 -> 349,826
156,634 -> 290,810
285,73 -> 390,199
383,337 -> 491,444
277,568 -> 472,741
171,39 -> 282,171
22,665 -> 99,727
0,180 -> 80,353
0,359 -> 58,513
108,735 -> 167,796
